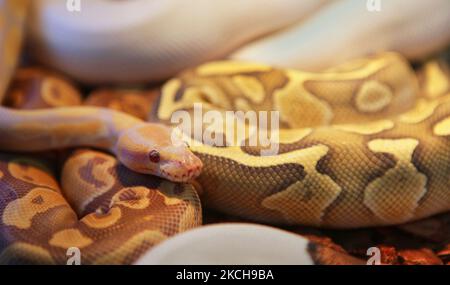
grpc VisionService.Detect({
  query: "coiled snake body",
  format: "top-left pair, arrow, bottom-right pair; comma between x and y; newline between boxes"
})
152,53 -> 450,228
0,69 -> 202,264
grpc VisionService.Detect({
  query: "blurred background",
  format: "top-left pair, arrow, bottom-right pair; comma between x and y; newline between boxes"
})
2,0 -> 449,88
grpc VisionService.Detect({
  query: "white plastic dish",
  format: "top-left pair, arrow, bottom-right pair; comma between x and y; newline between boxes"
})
135,223 -> 313,265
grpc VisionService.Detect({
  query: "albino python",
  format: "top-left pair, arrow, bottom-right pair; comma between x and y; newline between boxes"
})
0,69 -> 202,264
151,52 -> 450,228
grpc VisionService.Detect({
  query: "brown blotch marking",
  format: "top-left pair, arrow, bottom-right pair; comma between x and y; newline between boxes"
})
173,81 -> 188,102
196,152 -> 308,210
110,187 -> 150,210
78,156 -> 109,188
297,180 -> 314,203
173,184 -> 184,195
158,181 -> 185,206
31,195 -> 44,205
256,69 -> 289,96
408,128 -> 450,217
260,145 -> 342,225
364,138 -> 427,224
316,147 -> 397,186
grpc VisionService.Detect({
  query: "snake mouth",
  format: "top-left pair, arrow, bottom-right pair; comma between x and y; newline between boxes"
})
134,165 -> 201,182
160,164 -> 203,182
159,159 -> 203,183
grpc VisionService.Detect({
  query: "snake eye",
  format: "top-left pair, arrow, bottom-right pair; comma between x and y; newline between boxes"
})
148,150 -> 160,163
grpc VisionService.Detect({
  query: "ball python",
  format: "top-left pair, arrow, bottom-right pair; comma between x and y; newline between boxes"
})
26,0 -> 450,84
0,68 -> 202,264
151,52 -> 450,228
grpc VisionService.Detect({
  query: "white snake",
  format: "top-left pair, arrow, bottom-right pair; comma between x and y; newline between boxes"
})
27,0 -> 450,83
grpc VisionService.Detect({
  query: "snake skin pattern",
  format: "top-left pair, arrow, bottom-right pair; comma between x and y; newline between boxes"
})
151,53 -> 450,228
0,69 -> 201,264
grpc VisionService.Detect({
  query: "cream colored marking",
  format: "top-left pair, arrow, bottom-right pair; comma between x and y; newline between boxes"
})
355,80 -> 393,113
157,79 -> 182,120
332,120 -> 394,135
49,229 -> 93,249
365,139 -> 427,224
423,61 -> 449,97
157,80 -> 230,120
110,187 -> 150,210
274,71 -> 333,128
398,99 -> 439,124
232,75 -> 265,104
0,242 -> 55,264
193,143 -> 327,167
81,207 -> 122,229
278,128 -> 312,144
3,188 -> 66,229
93,230 -> 167,265
287,53 -> 399,81
8,158 -> 59,190
433,116 -> 450,136
261,145 -> 342,225
197,61 -> 271,76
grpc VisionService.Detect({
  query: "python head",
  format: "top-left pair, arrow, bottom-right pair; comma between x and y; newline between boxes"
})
115,123 -> 203,182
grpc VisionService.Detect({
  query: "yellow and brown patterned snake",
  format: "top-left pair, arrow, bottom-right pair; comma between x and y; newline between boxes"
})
151,53 -> 450,228
1,0 -> 450,264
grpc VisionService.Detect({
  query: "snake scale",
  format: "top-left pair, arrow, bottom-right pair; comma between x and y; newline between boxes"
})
1,0 -> 450,265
